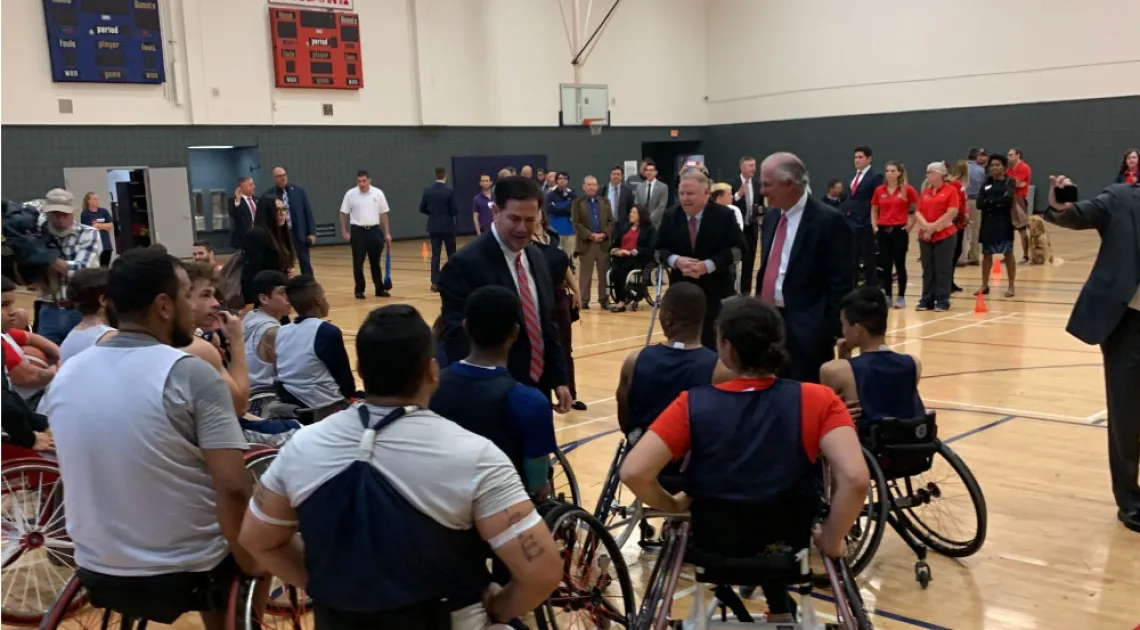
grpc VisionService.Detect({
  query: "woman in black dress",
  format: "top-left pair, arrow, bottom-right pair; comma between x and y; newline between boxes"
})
531,210 -> 587,411
241,197 -> 296,306
608,205 -> 655,312
975,154 -> 1018,297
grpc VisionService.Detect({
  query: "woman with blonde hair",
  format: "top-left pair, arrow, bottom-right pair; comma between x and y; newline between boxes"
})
710,182 -> 744,293
79,192 -> 115,267
948,159 -> 970,292
915,162 -> 960,311
870,161 -> 918,308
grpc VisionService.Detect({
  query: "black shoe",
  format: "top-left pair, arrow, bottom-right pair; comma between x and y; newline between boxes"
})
951,284 -> 963,293
582,303 -> 590,310
430,284 -> 439,293
375,289 -> 391,298
915,302 -> 932,311
1119,509 -> 1140,533
571,400 -> 587,411
354,293 -> 365,300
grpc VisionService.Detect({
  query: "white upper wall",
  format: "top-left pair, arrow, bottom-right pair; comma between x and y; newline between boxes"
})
706,0 -> 1140,124
1,0 -> 707,127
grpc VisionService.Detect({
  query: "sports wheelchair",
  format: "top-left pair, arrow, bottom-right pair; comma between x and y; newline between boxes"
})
1,444 -> 75,626
607,262 -> 664,310
841,412 -> 987,589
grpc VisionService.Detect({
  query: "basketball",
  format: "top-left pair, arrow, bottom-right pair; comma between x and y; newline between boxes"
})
22,345 -> 48,367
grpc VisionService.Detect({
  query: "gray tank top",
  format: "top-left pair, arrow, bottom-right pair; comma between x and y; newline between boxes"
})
59,324 -> 116,363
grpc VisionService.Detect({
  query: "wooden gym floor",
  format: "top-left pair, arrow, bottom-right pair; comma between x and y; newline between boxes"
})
6,228 -> 1139,629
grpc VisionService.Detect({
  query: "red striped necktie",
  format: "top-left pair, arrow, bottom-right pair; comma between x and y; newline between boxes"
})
514,252 -> 545,382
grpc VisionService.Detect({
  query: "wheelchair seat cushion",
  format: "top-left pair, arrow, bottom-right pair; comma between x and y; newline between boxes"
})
859,413 -> 938,479
76,555 -> 237,623
685,544 -> 808,586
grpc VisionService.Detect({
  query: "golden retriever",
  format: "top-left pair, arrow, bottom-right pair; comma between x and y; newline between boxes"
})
1028,215 -> 1053,264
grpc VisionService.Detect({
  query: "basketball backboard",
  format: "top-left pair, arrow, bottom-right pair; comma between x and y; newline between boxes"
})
559,83 -> 609,126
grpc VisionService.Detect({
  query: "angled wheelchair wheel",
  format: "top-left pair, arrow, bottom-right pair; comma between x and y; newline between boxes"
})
1,459 -> 77,626
535,506 -> 636,630
227,574 -> 314,630
821,556 -> 873,630
813,448 -> 888,587
890,440 -> 987,558
641,265 -> 663,307
550,448 -> 581,507
245,447 -> 280,482
592,440 -> 644,548
631,519 -> 687,630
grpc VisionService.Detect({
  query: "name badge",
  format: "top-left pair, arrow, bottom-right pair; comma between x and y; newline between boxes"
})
984,184 -> 992,191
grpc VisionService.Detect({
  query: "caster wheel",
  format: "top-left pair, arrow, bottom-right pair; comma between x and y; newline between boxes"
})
915,562 -> 932,589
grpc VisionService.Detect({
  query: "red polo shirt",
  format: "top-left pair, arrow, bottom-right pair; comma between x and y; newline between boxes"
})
872,184 -> 918,227
1007,161 -> 1031,199
918,184 -> 959,243
949,180 -> 968,228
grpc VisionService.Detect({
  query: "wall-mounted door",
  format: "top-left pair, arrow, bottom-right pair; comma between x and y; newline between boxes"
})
145,168 -> 195,259
62,167 -> 113,209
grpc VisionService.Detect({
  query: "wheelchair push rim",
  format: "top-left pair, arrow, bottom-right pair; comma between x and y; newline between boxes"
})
535,506 -> 636,630
550,448 -> 581,507
812,448 -> 889,587
593,439 -> 644,549
889,441 -> 987,558
1,462 -> 78,626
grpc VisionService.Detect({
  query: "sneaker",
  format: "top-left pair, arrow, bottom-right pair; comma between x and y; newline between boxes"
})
934,302 -> 950,312
375,289 -> 391,298
893,296 -> 906,309
916,302 -> 932,311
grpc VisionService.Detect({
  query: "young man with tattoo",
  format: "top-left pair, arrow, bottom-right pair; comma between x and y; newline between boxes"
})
239,304 -> 562,629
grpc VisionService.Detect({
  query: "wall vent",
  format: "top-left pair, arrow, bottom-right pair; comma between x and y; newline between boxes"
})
322,104 -> 334,116
58,99 -> 74,114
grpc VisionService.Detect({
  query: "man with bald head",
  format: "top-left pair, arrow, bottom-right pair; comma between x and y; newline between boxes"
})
654,170 -> 745,348
756,152 -> 854,383
571,175 -> 615,309
264,166 -> 317,276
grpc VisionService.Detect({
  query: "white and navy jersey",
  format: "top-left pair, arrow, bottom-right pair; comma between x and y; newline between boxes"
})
243,310 -> 279,389
275,317 -> 354,409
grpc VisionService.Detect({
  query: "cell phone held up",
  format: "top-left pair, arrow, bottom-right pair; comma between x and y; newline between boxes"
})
1054,185 -> 1078,204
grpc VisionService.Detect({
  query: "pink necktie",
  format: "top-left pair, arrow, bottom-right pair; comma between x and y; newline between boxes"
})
760,214 -> 789,305
688,216 -> 698,250
514,253 -> 545,383
247,198 -> 256,220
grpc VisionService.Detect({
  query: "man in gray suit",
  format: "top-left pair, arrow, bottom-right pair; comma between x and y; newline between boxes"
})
638,159 -> 669,228
1044,175 -> 1140,533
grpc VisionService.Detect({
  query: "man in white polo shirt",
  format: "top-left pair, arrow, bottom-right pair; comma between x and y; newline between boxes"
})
339,170 -> 392,299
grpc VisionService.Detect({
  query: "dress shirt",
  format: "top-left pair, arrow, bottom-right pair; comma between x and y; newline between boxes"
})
774,191 -> 809,306
491,223 -> 539,310
666,209 -> 716,274
851,167 -> 868,192
1130,284 -> 1140,311
736,176 -> 755,214
966,162 -> 986,198
586,197 -> 600,232
608,184 -> 619,213
339,186 -> 389,227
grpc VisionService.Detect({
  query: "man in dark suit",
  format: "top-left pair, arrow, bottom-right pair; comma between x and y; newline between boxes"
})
756,152 -> 855,383
1044,176 -> 1140,533
437,176 -> 572,413
821,179 -> 847,209
419,166 -> 459,291
229,176 -> 257,250
726,155 -> 764,295
839,146 -> 884,288
264,166 -> 317,276
605,165 -> 635,224
654,170 -> 745,349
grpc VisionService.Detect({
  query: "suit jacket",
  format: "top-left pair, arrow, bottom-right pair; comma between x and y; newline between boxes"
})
1044,184 -> 1140,345
262,185 -> 316,245
419,182 -> 459,234
654,203 -> 745,303
820,194 -> 846,209
725,174 -> 765,225
229,195 -> 258,249
839,169 -> 884,229
570,196 -> 615,253
638,179 -> 669,228
605,182 -> 636,224
437,231 -> 569,388
611,222 -> 655,264
757,197 -> 855,381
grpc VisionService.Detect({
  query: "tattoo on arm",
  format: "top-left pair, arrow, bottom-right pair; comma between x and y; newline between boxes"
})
508,509 -> 545,562
252,483 -> 268,509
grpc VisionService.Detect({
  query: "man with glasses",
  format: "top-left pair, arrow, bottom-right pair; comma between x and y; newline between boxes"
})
265,166 -> 317,277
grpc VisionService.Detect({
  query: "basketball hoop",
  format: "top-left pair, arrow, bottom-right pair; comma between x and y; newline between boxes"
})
584,117 -> 605,136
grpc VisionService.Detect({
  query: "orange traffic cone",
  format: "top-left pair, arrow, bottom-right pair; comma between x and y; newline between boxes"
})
421,242 -> 429,260
992,259 -> 1002,281
974,291 -> 988,313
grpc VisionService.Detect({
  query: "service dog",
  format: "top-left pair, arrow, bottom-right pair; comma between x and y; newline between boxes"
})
1027,215 -> 1053,265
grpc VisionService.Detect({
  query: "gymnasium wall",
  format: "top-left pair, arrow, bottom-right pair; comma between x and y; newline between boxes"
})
704,0 -> 1140,124
1,0 -> 707,127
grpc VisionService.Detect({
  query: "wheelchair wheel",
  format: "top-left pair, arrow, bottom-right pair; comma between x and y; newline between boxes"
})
248,387 -> 279,417
550,448 -> 580,507
821,556 -> 873,630
890,441 -> 987,558
245,447 -> 280,482
534,506 -> 636,630
1,459 -> 77,626
228,574 -> 313,629
592,440 -> 644,548
812,448 -> 888,587
631,519 -> 687,630
641,265 -> 663,307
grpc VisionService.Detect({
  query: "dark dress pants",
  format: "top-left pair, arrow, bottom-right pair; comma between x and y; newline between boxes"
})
430,233 -> 457,286
1103,309 -> 1140,513
294,239 -> 314,277
854,226 -> 877,287
349,225 -> 384,295
552,286 -> 577,398
740,222 -> 759,295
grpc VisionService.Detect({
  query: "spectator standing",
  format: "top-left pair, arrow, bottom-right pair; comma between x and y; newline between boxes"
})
192,240 -> 223,272
726,156 -> 764,295
338,171 -> 392,299
265,167 -> 317,277
531,214 -> 585,410
545,172 -> 577,253
1115,149 -> 1139,184
914,162 -> 960,312
472,174 -> 494,235
948,160 -> 970,293
638,160 -> 669,228
35,188 -> 103,345
1044,175 -> 1140,533
80,192 -> 115,267
241,198 -> 296,306
520,165 -> 534,180
229,176 -> 258,250
821,180 -> 846,209
871,161 -> 918,308
1006,148 -> 1032,263
962,149 -> 988,265
420,167 -> 459,292
605,165 -> 636,225
975,154 -> 1017,298
839,146 -> 884,289
570,176 -> 615,310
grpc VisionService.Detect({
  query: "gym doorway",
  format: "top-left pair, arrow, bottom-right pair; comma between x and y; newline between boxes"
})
640,140 -> 703,206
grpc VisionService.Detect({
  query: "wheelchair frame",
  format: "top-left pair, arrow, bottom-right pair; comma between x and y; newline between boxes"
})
607,262 -> 664,309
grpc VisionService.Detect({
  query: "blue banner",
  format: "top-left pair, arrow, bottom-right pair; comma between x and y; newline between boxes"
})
43,0 -> 166,84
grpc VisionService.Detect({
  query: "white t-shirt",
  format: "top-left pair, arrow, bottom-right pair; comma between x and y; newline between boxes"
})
339,186 -> 390,227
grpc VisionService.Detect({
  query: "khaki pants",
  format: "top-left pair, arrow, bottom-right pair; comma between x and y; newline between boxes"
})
578,241 -> 610,306
963,199 -> 981,264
